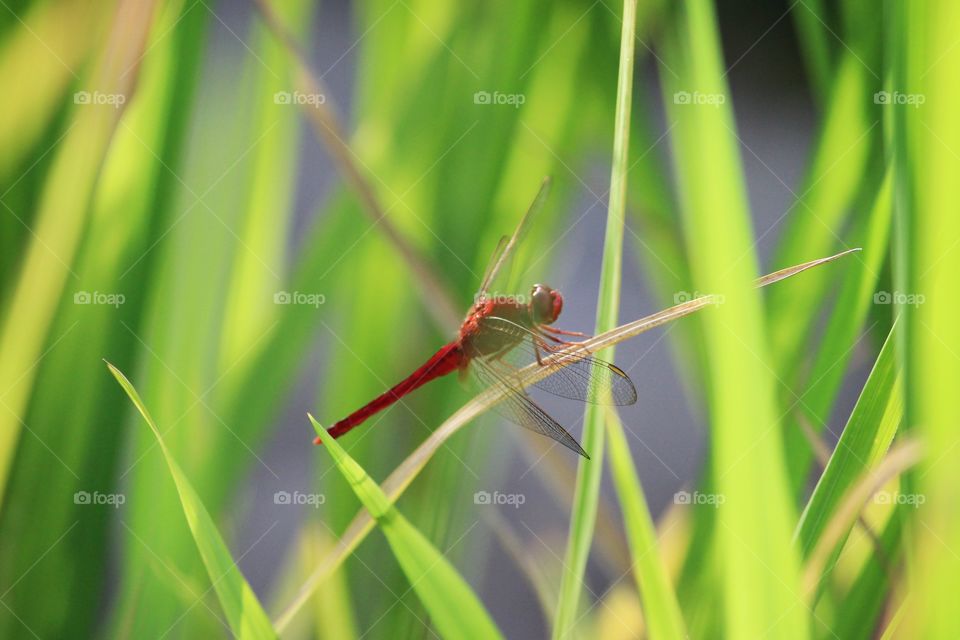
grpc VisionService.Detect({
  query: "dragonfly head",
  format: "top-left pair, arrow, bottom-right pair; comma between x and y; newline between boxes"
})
530,284 -> 563,325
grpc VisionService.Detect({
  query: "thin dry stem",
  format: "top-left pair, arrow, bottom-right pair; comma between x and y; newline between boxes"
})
255,0 -> 461,330
801,439 -> 922,600
796,413 -> 895,582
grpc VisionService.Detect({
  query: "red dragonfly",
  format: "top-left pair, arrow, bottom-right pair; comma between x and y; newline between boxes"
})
316,179 -> 637,457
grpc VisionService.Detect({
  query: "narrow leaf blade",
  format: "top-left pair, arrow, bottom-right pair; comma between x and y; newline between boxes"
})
310,416 -> 503,640
107,363 -> 277,640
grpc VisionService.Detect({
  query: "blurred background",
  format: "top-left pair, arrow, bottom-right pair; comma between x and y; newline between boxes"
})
0,0 -> 940,638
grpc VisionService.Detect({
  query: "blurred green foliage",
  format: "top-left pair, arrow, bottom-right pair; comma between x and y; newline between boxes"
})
0,0 -> 954,638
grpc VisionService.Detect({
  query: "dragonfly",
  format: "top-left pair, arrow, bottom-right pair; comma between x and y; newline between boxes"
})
316,178 -> 637,457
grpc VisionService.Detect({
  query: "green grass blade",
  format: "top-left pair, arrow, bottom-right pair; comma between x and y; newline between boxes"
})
833,506 -> 904,640
796,323 -> 902,557
256,0 -> 461,331
801,439 -> 921,600
626,97 -> 709,398
481,507 -> 557,621
0,0 -> 109,179
107,363 -> 277,640
791,0 -> 833,103
605,409 -> 687,640
218,0 -> 310,374
894,1 -> 960,636
310,416 -> 503,640
551,0 -> 637,635
0,0 -> 159,506
660,2 -> 808,637
782,168 -> 893,488
267,523 -> 358,639
878,599 -> 906,640
0,3 -> 207,636
481,2 -> 592,294
114,32 -> 273,638
766,52 -> 875,382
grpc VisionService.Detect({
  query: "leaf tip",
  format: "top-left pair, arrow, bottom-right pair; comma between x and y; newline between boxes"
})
104,360 -> 127,387
308,413 -> 326,444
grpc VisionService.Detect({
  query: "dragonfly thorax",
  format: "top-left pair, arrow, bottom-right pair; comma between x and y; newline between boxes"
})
458,285 -> 564,359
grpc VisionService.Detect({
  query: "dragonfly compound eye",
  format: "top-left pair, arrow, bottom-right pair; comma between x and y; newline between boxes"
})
530,284 -> 562,324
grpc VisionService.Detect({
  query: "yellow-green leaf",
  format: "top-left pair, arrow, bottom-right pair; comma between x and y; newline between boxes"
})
310,415 -> 502,640
107,363 -> 277,640
606,408 -> 686,640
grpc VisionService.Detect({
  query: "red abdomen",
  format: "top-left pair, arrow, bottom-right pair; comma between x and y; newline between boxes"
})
316,342 -> 465,443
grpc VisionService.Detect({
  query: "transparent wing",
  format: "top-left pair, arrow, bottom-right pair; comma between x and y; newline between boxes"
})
470,357 -> 589,458
476,316 -> 638,406
476,177 -> 552,299
476,235 -> 508,301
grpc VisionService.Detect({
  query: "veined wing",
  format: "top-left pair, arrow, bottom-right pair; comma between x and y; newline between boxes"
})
470,357 -> 588,458
476,177 -> 552,300
476,316 -> 638,406
476,235 -> 508,303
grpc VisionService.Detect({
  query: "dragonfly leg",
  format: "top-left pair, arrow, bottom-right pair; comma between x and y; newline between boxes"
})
531,334 -> 570,363
539,331 -> 565,344
542,325 -> 591,338
531,336 -> 547,366
536,328 -> 577,348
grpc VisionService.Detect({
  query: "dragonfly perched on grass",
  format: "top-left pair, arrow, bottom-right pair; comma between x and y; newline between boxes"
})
316,178 -> 636,457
